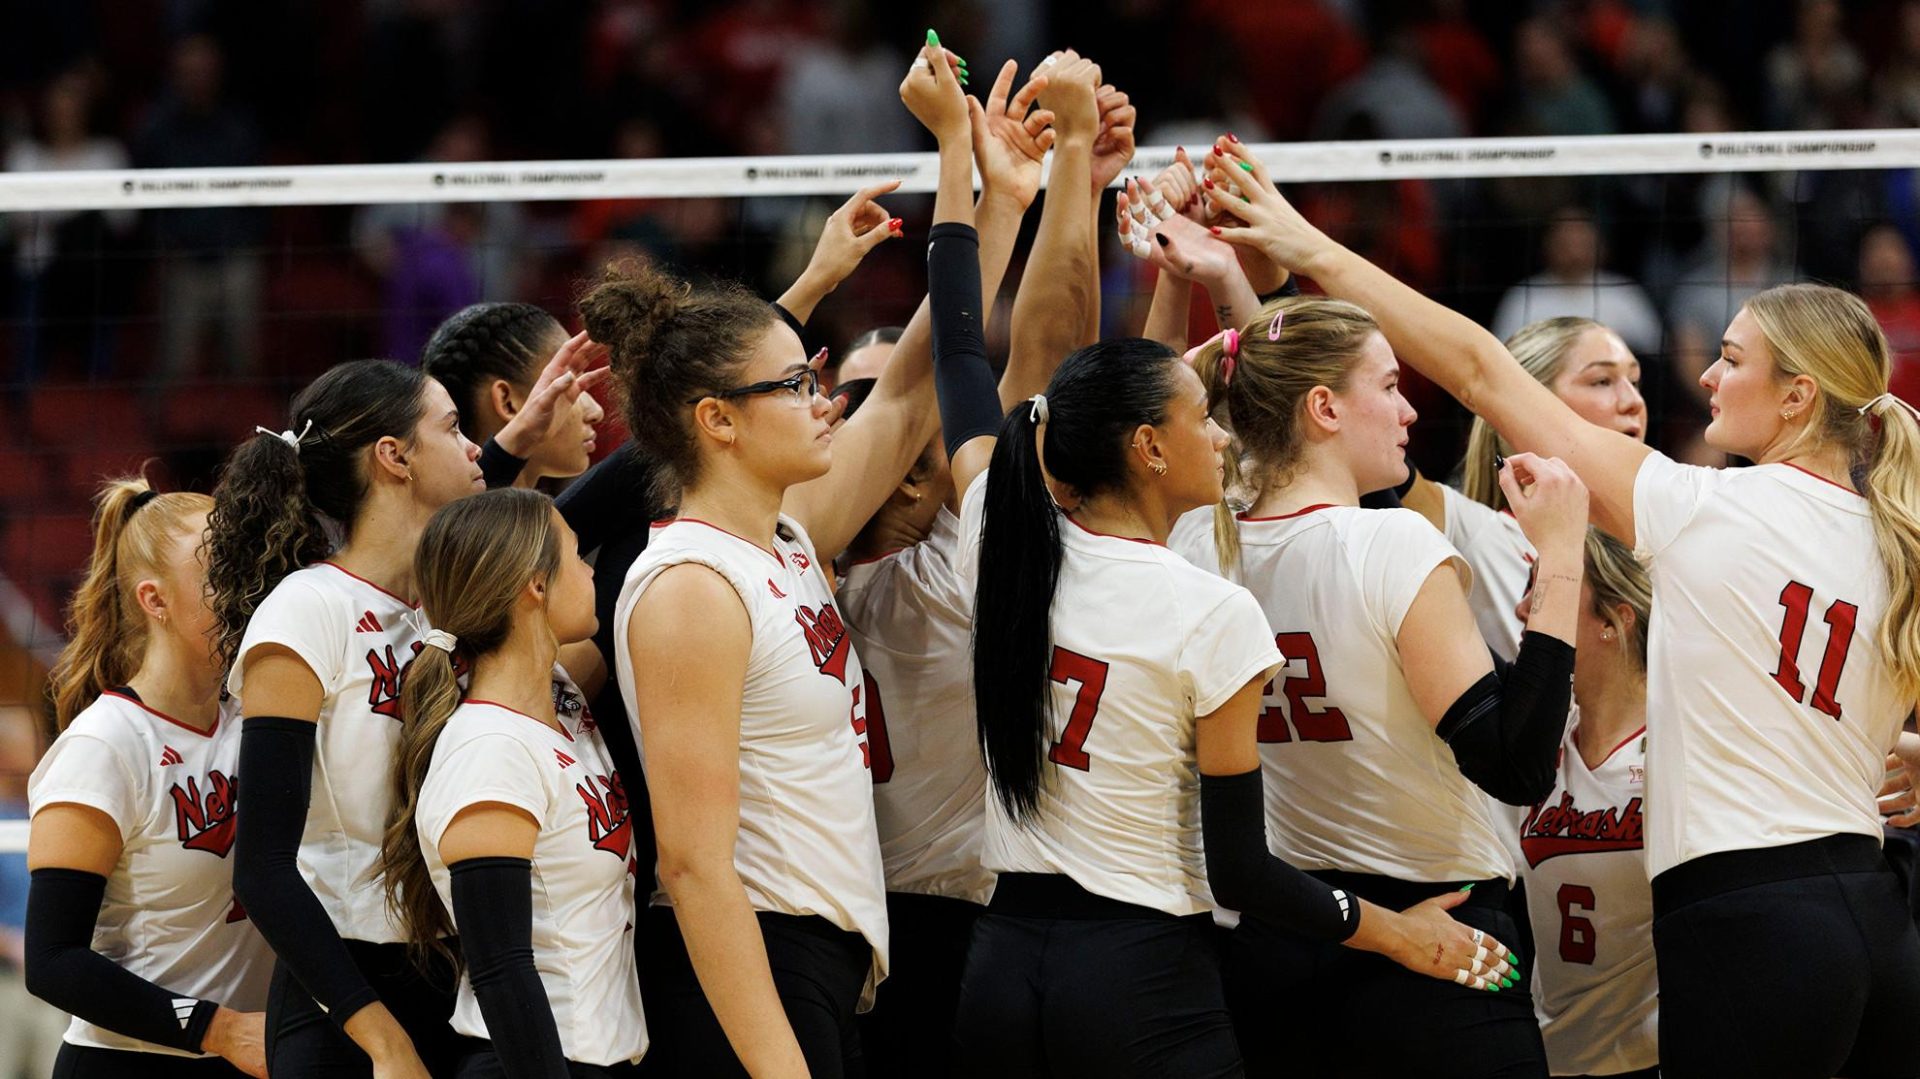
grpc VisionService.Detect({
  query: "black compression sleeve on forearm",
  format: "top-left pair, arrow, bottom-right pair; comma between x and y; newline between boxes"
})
1202,769 -> 1360,943
771,300 -> 808,337
451,858 -> 569,1079
926,222 -> 1004,459
479,438 -> 530,490
24,868 -> 220,1052
232,716 -> 379,1025
1436,631 -> 1577,806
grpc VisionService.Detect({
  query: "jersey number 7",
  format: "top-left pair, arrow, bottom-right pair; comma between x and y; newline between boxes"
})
1771,580 -> 1859,721
1047,647 -> 1111,771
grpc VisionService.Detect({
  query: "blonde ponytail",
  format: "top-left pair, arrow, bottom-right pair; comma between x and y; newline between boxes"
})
49,478 -> 214,729
1862,396 -> 1920,700
1745,284 -> 1920,700
379,488 -> 562,972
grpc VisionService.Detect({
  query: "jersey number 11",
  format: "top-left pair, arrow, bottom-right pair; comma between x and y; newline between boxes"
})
1770,580 -> 1859,721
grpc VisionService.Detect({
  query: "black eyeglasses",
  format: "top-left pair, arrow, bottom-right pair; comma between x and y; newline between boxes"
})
685,367 -> 822,406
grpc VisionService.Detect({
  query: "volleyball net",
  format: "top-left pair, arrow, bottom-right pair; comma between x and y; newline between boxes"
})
3,129 -> 1920,844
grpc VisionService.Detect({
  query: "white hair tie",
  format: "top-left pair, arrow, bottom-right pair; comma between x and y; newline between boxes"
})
1029,394 -> 1049,425
421,629 -> 458,653
254,418 -> 315,453
1860,392 -> 1920,422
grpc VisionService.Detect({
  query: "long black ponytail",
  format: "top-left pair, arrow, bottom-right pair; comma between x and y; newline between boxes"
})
971,338 -> 1183,823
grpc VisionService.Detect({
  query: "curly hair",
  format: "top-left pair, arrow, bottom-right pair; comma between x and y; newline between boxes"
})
206,360 -> 428,671
577,259 -> 776,508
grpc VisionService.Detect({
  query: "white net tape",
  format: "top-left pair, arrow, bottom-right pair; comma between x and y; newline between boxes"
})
0,130 -> 1914,211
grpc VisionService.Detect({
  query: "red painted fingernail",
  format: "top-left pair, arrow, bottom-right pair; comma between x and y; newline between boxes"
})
889,217 -> 903,229
1228,132 -> 1240,143
1210,226 -> 1222,236
1204,178 -> 1215,189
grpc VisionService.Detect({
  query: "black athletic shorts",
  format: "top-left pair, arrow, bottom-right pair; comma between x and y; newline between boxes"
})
453,1036 -> 642,1078
264,939 -> 461,1079
1652,834 -> 1920,1079
638,905 -> 869,1079
858,891 -> 983,1076
1224,871 -> 1548,1079
52,1043 -> 249,1079
951,872 -> 1243,1079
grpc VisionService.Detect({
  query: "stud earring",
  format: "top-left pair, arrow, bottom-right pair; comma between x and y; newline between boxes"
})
1601,627 -> 1614,641
1149,460 -> 1168,475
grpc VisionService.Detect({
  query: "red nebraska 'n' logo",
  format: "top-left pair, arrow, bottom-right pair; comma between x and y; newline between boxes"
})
795,603 -> 851,683
171,770 -> 238,857
576,773 -> 632,861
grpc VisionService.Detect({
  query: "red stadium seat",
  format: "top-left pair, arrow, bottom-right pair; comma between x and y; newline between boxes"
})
26,385 -> 152,450
159,383 -> 286,445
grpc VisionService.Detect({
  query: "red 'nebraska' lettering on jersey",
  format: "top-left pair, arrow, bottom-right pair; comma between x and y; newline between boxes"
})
365,641 -> 423,718
576,772 -> 632,861
796,602 -> 852,683
1520,793 -> 1644,868
171,771 -> 238,857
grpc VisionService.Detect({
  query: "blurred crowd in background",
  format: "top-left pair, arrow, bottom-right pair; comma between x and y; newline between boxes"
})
3,3 -> 1920,1071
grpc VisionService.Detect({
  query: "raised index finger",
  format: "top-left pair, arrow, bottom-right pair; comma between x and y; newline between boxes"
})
1008,71 -> 1047,118
986,59 -> 1017,115
842,179 -> 905,217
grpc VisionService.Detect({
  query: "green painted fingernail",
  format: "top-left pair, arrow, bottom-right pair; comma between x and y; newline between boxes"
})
1502,974 -> 1516,988
1458,883 -> 1476,892
926,28 -> 940,46
1238,161 -> 1254,172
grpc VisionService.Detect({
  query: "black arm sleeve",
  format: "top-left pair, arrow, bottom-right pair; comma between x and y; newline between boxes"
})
232,716 -> 380,1025
926,222 -> 1005,459
1436,631 -> 1577,806
554,445 -> 658,556
24,868 -> 220,1052
451,858 -> 569,1079
479,438 -> 530,490
1257,273 -> 1301,305
771,301 -> 808,338
1202,769 -> 1361,943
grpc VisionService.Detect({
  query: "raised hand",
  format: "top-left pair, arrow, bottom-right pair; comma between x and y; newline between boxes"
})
1088,81 -> 1137,193
1033,50 -> 1102,145
1116,177 -> 1240,285
495,331 -> 613,460
971,59 -> 1054,209
900,40 -> 971,144
1498,452 -> 1590,558
1203,138 -> 1337,275
1152,146 -> 1205,223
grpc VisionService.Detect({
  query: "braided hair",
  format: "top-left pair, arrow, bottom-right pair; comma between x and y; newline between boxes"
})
421,302 -> 565,441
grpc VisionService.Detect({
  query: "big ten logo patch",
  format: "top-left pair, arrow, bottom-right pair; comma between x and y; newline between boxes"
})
171,771 -> 238,857
575,772 -> 632,863
367,640 -> 472,719
795,603 -> 852,684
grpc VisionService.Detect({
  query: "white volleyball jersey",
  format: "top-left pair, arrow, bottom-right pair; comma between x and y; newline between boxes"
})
838,506 -> 993,905
1634,453 -> 1908,876
613,515 -> 889,1003
227,561 -> 429,943
419,700 -> 647,1067
966,477 -> 1284,917
29,691 -> 272,1056
1438,484 -> 1533,661
1173,505 -> 1517,883
1514,719 -> 1656,1076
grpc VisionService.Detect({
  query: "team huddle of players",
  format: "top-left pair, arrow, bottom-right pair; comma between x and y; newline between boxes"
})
20,38 -> 1920,1079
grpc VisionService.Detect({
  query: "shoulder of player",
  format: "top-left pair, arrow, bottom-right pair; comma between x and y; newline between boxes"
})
55,695 -> 154,749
